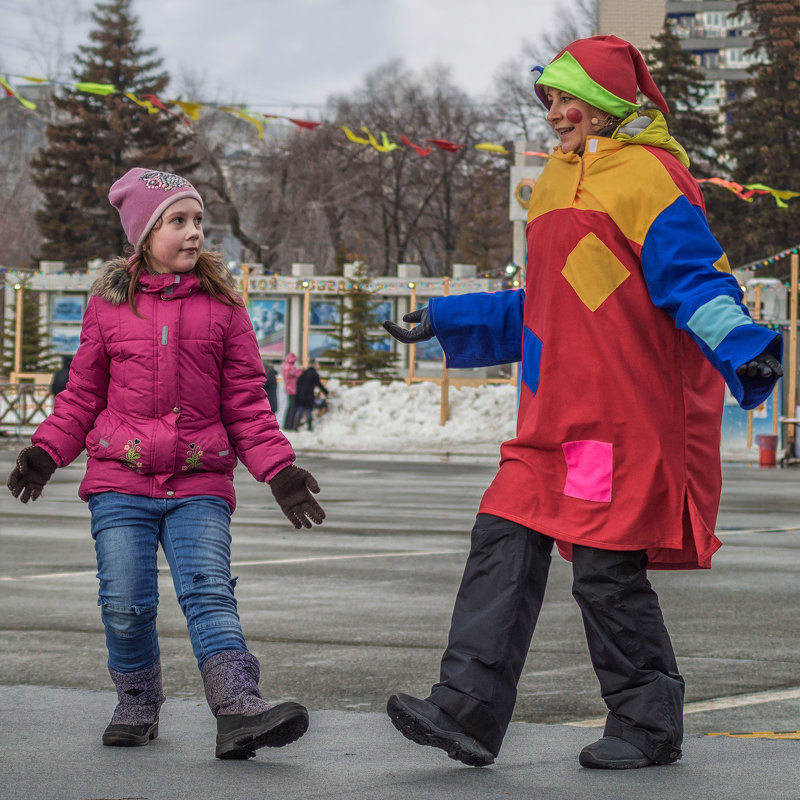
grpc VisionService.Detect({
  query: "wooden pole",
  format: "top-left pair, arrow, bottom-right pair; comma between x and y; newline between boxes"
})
407,283 -> 417,385
302,282 -> 311,367
241,263 -> 250,308
787,253 -> 798,450
440,277 -> 450,426
13,282 -> 23,380
747,284 -> 762,448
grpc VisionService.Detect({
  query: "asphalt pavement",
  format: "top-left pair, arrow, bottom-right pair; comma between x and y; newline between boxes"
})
1,439 -> 800,799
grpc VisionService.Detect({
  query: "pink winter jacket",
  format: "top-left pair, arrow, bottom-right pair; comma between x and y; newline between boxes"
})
281,355 -> 303,395
32,258 -> 294,511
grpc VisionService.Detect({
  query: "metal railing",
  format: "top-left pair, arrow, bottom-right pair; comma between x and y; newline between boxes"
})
0,383 -> 53,437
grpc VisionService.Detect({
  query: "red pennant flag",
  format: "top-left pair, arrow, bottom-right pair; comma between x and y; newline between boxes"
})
425,138 -> 465,152
288,118 -> 322,130
401,135 -> 432,156
142,93 -> 192,126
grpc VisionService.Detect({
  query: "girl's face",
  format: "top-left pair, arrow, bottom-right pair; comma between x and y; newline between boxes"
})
146,198 -> 204,274
543,87 -> 607,155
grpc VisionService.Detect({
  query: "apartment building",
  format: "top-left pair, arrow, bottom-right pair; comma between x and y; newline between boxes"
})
599,0 -> 762,114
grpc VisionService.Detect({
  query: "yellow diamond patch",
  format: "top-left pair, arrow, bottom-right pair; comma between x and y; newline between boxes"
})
561,233 -> 630,311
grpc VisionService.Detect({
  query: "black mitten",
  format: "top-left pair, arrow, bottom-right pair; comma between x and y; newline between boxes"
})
7,445 -> 57,503
383,307 -> 434,343
268,465 -> 325,529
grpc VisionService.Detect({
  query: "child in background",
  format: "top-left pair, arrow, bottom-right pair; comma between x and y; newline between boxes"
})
7,167 -> 325,760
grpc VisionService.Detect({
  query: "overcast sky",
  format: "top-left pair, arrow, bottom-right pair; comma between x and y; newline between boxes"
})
2,0 -> 562,114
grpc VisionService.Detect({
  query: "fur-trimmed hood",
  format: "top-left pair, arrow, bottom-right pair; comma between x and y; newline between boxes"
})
92,255 -> 237,305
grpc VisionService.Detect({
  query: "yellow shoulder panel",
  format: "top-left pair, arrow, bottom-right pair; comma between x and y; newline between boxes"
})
575,146 -> 682,246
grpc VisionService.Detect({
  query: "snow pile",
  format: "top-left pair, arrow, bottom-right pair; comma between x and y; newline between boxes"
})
284,379 -> 517,455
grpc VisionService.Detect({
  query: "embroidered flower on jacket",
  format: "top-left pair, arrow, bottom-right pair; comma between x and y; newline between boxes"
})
182,442 -> 204,472
122,438 -> 143,471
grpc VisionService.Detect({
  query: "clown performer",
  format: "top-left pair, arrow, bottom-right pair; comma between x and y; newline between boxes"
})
382,36 -> 783,770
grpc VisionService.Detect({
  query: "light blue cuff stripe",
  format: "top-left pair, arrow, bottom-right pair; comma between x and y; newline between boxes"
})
687,295 -> 752,350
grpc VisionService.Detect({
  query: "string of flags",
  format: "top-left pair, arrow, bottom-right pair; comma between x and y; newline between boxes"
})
2,73 -> 800,207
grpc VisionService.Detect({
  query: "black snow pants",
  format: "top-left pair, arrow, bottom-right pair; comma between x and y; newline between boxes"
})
426,513 -> 684,763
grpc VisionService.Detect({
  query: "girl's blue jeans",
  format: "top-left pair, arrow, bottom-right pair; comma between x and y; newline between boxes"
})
89,491 -> 247,672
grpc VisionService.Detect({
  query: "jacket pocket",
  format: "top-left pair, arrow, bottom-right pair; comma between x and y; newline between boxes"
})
176,429 -> 236,475
87,417 -> 150,474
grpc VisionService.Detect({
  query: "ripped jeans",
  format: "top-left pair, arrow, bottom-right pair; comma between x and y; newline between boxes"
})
90,491 -> 247,672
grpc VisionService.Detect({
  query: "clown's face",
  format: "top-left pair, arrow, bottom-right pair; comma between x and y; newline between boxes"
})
543,87 -> 610,155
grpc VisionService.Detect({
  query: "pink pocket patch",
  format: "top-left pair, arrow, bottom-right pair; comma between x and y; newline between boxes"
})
562,440 -> 613,503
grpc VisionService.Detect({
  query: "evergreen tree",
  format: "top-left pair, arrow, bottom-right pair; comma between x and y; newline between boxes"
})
1,282 -> 58,377
31,0 -> 194,270
323,263 -> 398,382
713,0 -> 800,271
642,18 -> 725,179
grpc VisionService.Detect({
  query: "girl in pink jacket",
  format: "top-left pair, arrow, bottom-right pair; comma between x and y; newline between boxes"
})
6,168 -> 325,760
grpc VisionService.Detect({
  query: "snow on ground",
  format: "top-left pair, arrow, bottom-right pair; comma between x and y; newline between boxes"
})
282,379 -> 516,457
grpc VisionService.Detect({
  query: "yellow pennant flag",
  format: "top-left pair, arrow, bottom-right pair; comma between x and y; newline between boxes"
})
360,127 -> 398,152
744,183 -> 800,209
0,76 -> 36,109
341,125 -> 370,145
475,142 -> 510,154
221,107 -> 264,138
124,92 -> 159,114
74,82 -> 117,95
171,101 -> 203,120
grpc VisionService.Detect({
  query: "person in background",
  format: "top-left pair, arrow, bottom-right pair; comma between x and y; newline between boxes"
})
50,355 -> 74,396
263,362 -> 278,414
281,352 -> 302,429
382,36 -> 782,771
291,360 -> 328,431
7,168 -> 325,761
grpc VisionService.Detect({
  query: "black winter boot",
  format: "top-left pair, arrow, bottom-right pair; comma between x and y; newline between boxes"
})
103,661 -> 165,746
579,736 -> 678,769
201,650 -> 309,759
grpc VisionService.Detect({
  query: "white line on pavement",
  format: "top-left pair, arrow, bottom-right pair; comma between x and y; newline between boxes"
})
566,687 -> 800,727
0,548 -> 467,582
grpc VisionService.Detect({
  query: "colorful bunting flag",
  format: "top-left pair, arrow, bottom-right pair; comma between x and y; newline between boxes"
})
425,138 -> 465,152
0,76 -> 36,109
3,72 -> 800,208
401,136 -> 431,156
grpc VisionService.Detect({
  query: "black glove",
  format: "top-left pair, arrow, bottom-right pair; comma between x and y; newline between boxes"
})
736,349 -> 783,379
268,465 -> 325,529
7,445 -> 57,503
383,307 -> 434,344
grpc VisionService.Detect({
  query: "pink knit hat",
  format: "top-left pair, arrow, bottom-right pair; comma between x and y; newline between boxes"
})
109,168 -> 203,252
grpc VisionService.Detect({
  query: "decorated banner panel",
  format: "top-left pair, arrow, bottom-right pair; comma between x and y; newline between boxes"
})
509,165 -> 544,222
308,331 -> 338,359
309,300 -> 341,326
248,298 -> 286,357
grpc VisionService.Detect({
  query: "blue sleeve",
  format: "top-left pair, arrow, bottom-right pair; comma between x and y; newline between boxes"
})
640,195 -> 782,409
427,290 -> 524,368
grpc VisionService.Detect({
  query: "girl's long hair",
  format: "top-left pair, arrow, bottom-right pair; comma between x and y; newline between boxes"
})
126,228 -> 242,315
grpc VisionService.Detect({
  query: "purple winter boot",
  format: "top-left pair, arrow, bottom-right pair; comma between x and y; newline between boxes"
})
201,650 -> 309,759
103,661 -> 165,746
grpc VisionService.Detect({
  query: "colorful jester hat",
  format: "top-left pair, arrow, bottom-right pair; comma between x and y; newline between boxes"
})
532,35 -> 669,118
